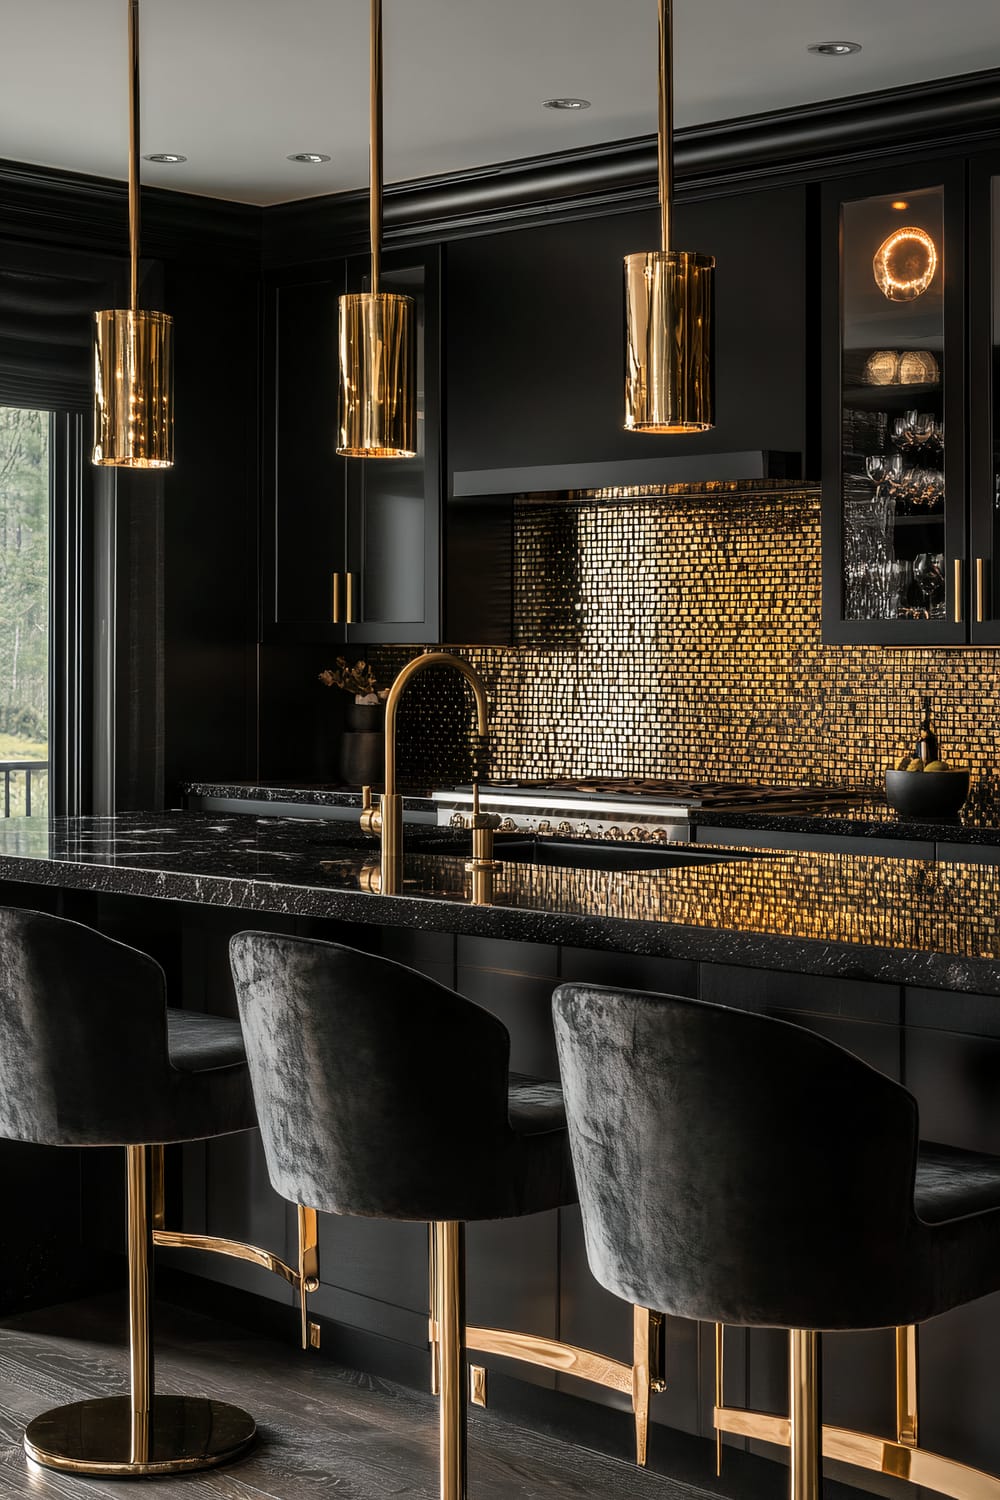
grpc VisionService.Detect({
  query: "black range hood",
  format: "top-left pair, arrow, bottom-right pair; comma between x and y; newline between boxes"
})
452,451 -> 802,498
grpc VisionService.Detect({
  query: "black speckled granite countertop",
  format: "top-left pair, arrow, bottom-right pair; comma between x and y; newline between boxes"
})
3,811 -> 1000,996
181,781 -> 437,813
693,798 -> 1000,847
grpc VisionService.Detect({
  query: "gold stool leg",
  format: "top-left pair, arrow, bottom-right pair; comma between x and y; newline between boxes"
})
297,1205 -> 320,1351
150,1142 -> 166,1230
895,1325 -> 918,1448
24,1144 -> 257,1476
632,1306 -> 665,1466
434,1221 -> 467,1500
789,1329 -> 822,1500
429,1222 -> 441,1395
127,1144 -> 154,1464
715,1322 -> 725,1476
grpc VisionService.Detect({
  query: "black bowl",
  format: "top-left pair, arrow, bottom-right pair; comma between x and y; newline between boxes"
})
885,768 -> 970,817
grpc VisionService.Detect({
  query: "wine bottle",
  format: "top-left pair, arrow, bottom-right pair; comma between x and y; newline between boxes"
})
914,696 -> 939,764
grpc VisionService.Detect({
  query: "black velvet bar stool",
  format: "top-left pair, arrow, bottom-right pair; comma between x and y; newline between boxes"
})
553,983 -> 1000,1500
230,931 -> 578,1500
0,907 -> 259,1477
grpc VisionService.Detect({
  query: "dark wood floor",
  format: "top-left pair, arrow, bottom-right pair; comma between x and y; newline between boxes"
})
0,1294 -> 752,1500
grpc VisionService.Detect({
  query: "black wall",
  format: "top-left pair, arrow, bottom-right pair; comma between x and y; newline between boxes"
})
447,188 -> 811,475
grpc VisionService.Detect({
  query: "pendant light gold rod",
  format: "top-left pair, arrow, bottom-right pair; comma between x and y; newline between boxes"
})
657,0 -> 672,253
127,0 -> 141,312
369,0 -> 382,296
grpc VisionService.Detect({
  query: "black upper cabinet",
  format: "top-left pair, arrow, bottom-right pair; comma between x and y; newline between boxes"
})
821,160 -> 968,645
263,246 -> 442,645
819,156 -> 1000,647
264,266 -> 346,639
446,187 -> 811,476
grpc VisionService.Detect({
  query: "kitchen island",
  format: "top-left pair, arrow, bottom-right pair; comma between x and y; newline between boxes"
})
3,810 -> 1000,1482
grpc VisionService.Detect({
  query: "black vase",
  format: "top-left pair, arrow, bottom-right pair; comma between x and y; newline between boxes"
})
339,700 -> 385,786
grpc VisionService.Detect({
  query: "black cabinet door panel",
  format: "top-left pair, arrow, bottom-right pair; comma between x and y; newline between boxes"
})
266,271 -> 347,637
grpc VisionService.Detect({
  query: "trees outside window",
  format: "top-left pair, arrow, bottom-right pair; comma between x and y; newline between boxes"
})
0,406 -> 49,814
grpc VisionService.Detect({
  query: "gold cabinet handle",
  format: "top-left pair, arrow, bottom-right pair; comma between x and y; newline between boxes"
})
346,571 -> 358,623
976,557 -> 986,623
331,571 -> 342,624
954,558 -> 963,624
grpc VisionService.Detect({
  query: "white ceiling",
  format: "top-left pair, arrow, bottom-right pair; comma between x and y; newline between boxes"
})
1,0 -> 999,206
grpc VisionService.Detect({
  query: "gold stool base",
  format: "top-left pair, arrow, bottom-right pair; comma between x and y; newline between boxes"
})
24,1395 -> 256,1476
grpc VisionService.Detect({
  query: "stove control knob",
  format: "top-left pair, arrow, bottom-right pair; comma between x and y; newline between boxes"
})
604,826 -> 624,841
577,823 -> 592,837
650,828 -> 669,843
557,821 -> 574,835
537,820 -> 552,834
627,827 -> 646,842
499,818 -> 517,832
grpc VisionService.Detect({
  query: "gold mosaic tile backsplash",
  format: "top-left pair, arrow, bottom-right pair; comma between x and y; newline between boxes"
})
370,487 -> 1000,790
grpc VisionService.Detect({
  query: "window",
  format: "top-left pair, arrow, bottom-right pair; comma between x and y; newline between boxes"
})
0,406 -> 49,816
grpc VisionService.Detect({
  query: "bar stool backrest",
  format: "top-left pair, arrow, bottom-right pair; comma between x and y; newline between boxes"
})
552,983 -> 921,1331
0,907 -> 171,1146
230,932 -> 519,1222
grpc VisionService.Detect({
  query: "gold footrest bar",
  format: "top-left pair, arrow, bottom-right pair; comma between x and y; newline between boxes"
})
464,1324 -> 634,1395
152,1230 -> 318,1294
714,1407 -> 1000,1500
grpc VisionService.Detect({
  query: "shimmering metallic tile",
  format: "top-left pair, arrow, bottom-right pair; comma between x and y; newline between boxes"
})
370,486 -> 1000,796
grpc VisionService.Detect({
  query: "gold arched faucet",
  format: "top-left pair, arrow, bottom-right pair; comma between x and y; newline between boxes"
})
360,652 -> 491,894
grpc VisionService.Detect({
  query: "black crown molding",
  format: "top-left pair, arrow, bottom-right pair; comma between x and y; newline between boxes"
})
1,66 -> 1000,274
0,156 -> 262,267
262,65 -> 1000,266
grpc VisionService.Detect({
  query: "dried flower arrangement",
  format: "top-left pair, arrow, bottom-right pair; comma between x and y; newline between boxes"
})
318,658 -> 389,705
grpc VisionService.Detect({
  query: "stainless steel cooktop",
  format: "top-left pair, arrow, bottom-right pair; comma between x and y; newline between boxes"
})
432,779 -> 866,842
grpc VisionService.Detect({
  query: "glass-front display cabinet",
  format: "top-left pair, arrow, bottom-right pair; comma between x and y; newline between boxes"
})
822,163 -> 967,644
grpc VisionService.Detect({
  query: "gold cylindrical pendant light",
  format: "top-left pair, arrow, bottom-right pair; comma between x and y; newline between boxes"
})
624,0 -> 715,434
337,0 -> 415,459
93,0 -> 174,469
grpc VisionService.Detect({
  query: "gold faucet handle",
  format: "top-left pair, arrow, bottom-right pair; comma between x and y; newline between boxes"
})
469,782 -> 502,831
359,786 -> 382,837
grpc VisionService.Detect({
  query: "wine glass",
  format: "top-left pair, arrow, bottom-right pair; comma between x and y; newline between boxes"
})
913,552 -> 945,618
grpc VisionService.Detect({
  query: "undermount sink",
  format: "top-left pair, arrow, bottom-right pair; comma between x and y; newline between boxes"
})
491,839 -> 750,874
409,834 -> 755,875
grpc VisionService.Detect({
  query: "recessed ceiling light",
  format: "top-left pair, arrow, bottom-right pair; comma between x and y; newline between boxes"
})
287,152 -> 331,164
543,97 -> 591,111
807,40 -> 862,56
892,200 -> 909,211
143,152 -> 186,163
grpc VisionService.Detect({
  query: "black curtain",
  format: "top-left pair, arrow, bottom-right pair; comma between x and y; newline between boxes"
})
0,243 -> 123,413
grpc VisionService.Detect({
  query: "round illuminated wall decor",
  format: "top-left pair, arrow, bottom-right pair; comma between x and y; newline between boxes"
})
873,226 -> 939,302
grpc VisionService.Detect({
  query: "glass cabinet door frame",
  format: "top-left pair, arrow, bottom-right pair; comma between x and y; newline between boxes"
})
968,149 -> 1000,645
821,158 -> 967,645
343,243 -> 442,646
